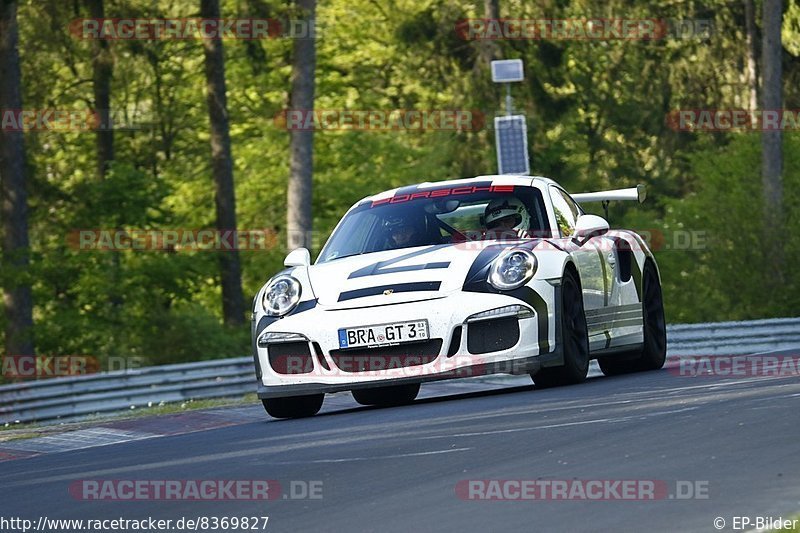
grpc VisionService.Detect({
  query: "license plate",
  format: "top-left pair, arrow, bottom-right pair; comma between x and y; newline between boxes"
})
338,320 -> 429,349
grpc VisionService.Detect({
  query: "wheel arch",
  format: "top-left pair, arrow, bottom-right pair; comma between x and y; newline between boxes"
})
532,245 -> 576,282
643,255 -> 661,282
629,251 -> 661,304
563,259 -> 580,286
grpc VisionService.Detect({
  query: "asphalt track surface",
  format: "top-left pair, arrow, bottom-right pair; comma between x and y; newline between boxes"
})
2,353 -> 800,533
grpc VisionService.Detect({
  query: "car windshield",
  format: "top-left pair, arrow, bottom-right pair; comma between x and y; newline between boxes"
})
317,185 -> 550,262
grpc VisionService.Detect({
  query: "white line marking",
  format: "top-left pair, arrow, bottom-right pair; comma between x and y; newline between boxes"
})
271,447 -> 472,464
419,417 -> 625,439
636,406 -> 698,418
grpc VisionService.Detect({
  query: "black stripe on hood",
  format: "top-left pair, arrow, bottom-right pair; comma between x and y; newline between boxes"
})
338,281 -> 442,302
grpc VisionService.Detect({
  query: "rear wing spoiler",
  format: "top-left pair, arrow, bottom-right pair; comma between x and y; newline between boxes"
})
571,184 -> 646,205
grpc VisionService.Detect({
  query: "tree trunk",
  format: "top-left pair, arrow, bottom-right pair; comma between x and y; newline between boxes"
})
761,0 -> 784,285
85,0 -> 124,317
200,0 -> 245,326
86,0 -> 113,179
761,0 -> 783,223
286,0 -> 317,252
478,0 -> 500,65
744,0 -> 759,109
0,0 -> 35,356
484,0 -> 500,20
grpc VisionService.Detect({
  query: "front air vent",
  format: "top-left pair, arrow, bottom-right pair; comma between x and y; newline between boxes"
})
467,317 -> 520,354
267,342 -> 314,374
447,326 -> 462,357
329,339 -> 443,372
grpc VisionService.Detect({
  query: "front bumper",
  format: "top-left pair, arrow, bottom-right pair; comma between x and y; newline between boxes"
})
253,280 -> 558,398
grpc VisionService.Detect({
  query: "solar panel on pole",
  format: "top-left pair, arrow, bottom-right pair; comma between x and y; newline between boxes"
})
491,59 -> 524,83
494,115 -> 529,175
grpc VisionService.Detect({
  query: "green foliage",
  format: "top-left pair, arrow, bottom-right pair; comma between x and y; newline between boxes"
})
2,0 -> 799,368
654,133 -> 800,323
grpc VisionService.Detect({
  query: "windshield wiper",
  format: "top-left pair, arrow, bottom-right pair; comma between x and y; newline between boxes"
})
325,251 -> 366,262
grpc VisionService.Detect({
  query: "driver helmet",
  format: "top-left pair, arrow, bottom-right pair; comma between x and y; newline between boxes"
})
385,215 -> 421,247
484,197 -> 530,233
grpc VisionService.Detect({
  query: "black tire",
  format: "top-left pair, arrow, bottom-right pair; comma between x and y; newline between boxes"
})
598,262 -> 667,376
532,268 -> 590,388
352,383 -> 420,407
638,263 -> 667,370
262,394 -> 324,419
597,352 -> 639,376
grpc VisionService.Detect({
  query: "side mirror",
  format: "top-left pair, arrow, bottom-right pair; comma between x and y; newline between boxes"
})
573,214 -> 609,241
284,247 -> 311,267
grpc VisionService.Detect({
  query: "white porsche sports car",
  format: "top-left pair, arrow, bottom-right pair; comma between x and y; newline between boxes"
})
252,175 -> 666,418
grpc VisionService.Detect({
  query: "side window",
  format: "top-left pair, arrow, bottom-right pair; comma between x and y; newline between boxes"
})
561,189 -> 582,220
549,187 -> 579,237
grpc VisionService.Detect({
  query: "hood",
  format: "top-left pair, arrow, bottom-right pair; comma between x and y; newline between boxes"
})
307,242 -> 511,309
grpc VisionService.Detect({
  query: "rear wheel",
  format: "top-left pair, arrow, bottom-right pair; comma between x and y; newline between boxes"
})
597,352 -> 639,376
638,263 -> 667,370
262,394 -> 324,419
598,262 -> 667,375
532,268 -> 589,388
352,383 -> 420,407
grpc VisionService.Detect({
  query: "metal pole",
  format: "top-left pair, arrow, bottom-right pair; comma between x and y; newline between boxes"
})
505,84 -> 512,116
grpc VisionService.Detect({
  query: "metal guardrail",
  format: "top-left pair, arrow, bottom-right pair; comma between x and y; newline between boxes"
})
0,358 -> 254,425
2,318 -> 799,425
666,317 -> 800,356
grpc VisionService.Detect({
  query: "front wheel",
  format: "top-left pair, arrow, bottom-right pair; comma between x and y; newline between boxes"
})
532,268 -> 590,388
262,394 -> 324,419
352,383 -> 420,407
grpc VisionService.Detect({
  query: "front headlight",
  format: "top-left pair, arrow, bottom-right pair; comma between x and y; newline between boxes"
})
261,275 -> 302,316
488,249 -> 537,290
